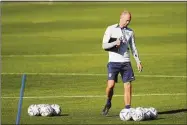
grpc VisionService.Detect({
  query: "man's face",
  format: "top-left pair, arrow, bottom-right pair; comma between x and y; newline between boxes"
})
120,12 -> 131,27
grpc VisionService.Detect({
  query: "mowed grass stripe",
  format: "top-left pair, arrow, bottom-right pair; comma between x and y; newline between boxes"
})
2,53 -> 186,57
1,72 -> 186,78
1,93 -> 186,99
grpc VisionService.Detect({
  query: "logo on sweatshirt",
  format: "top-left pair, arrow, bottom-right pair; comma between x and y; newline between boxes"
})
120,36 -> 127,43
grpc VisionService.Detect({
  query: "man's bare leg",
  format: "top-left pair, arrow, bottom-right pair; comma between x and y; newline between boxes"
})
102,80 -> 115,115
124,82 -> 132,109
106,80 -> 115,103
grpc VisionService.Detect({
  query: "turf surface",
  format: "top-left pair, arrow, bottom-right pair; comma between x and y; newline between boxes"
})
1,2 -> 187,124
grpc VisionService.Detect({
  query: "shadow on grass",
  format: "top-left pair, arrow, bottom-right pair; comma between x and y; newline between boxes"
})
158,109 -> 187,114
143,117 -> 165,121
51,114 -> 69,117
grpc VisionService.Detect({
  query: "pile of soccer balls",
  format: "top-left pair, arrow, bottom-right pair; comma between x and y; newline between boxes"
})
28,104 -> 61,117
119,107 -> 158,121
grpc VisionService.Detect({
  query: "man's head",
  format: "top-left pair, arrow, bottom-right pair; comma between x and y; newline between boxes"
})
119,11 -> 131,28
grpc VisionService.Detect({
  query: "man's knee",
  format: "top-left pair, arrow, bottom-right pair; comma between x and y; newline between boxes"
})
107,80 -> 115,89
124,82 -> 132,89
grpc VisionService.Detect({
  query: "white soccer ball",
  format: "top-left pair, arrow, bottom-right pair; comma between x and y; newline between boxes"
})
37,104 -> 46,108
143,108 -> 151,120
119,108 -> 132,121
132,109 -> 145,121
39,104 -> 53,117
148,107 -> 158,119
37,104 -> 46,114
136,107 -> 144,112
28,104 -> 40,116
129,108 -> 136,114
51,104 -> 61,115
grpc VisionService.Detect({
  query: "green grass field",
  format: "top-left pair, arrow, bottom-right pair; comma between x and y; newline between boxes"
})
1,2 -> 187,124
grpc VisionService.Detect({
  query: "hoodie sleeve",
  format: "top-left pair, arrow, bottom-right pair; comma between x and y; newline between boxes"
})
102,27 -> 118,49
129,31 -> 141,64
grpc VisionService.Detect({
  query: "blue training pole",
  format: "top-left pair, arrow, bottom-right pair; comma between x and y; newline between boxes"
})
16,74 -> 26,125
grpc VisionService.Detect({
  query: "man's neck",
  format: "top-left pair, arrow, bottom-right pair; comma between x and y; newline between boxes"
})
119,23 -> 126,29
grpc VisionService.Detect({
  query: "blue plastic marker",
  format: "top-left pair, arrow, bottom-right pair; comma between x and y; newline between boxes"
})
16,74 -> 26,125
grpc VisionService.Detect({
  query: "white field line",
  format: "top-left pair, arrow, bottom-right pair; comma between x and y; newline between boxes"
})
1,93 -> 186,99
1,53 -> 186,57
2,54 -> 106,57
1,72 -> 186,78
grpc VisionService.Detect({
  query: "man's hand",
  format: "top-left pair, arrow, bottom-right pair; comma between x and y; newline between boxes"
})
137,63 -> 143,72
116,38 -> 121,47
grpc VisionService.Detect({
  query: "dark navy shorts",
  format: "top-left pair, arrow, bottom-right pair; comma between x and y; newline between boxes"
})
107,62 -> 135,83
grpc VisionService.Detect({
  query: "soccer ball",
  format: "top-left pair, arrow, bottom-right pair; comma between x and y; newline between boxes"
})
148,107 -> 158,119
129,108 -> 136,115
28,104 -> 40,116
119,108 -> 132,121
37,104 -> 46,114
136,107 -> 144,112
37,104 -> 46,107
143,108 -> 151,120
39,104 -> 53,117
51,104 -> 61,115
131,109 -> 144,121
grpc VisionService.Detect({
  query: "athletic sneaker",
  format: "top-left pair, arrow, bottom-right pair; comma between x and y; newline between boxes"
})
102,103 -> 111,116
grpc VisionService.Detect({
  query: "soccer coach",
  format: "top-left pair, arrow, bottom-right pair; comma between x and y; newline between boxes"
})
102,11 -> 143,115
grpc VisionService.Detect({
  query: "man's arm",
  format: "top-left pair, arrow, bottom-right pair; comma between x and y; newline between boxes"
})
129,31 -> 143,72
102,27 -> 119,49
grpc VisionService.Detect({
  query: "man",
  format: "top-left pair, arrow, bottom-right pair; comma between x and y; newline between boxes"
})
102,10 -> 143,116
